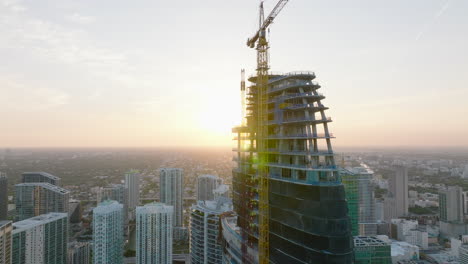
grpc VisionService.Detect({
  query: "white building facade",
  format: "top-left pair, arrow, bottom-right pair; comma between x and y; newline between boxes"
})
190,198 -> 232,264
136,203 -> 173,264
12,213 -> 68,264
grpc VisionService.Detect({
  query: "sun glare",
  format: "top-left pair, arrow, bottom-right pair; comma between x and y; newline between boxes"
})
198,100 -> 241,135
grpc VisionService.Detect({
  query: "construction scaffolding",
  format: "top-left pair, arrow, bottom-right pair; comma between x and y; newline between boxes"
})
232,71 -> 354,263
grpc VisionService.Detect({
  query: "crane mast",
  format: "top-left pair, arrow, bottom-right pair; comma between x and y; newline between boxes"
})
241,69 -> 246,126
246,1 -> 289,263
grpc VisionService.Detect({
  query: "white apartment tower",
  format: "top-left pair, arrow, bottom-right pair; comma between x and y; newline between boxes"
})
93,200 -> 124,264
11,213 -> 68,264
197,175 -> 222,201
190,198 -> 232,264
136,203 -> 173,264
160,168 -> 183,227
125,170 -> 140,220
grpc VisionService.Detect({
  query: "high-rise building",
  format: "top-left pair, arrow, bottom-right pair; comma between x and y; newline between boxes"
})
160,168 -> 183,228
21,172 -> 61,186
232,72 -> 353,263
93,200 -> 124,264
125,170 -> 140,220
0,173 -> 7,221
190,198 -> 232,264
12,212 -> 68,264
220,212 -> 242,264
439,186 -> 465,223
213,184 -> 229,200
69,199 -> 82,224
462,165 -> 468,179
98,184 -> 128,223
15,182 -> 70,221
342,167 -> 377,236
0,221 -> 12,264
197,175 -> 222,201
384,166 -> 408,221
391,219 -> 428,249
68,241 -> 91,264
353,236 -> 392,264
136,203 -> 173,264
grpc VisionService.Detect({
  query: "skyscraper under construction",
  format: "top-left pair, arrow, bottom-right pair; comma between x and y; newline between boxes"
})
231,71 -> 354,263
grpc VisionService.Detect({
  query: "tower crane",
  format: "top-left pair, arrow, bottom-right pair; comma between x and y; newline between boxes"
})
246,1 -> 289,263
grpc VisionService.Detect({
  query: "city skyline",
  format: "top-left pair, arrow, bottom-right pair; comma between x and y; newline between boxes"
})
0,0 -> 467,148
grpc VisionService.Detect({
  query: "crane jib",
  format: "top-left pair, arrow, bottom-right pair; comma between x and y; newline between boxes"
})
246,0 -> 289,49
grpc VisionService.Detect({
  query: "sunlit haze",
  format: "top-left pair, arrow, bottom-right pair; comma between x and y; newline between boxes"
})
1,0 -> 467,148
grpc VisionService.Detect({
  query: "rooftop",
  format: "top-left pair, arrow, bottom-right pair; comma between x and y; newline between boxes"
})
136,202 -> 173,214
22,171 -> 60,180
213,184 -> 229,194
0,220 -> 12,227
94,200 -> 123,214
15,182 -> 69,194
198,174 -> 219,180
13,212 -> 67,232
354,236 -> 390,247
194,197 -> 232,213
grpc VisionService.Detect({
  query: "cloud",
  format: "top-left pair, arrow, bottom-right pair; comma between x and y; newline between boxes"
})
65,13 -> 95,25
0,74 -> 70,111
0,0 -> 26,13
0,0 -> 151,89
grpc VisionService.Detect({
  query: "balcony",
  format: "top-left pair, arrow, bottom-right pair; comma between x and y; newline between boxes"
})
268,80 -> 320,94
268,117 -> 332,125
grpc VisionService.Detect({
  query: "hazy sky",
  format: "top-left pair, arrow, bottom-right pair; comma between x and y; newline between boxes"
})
1,0 -> 467,148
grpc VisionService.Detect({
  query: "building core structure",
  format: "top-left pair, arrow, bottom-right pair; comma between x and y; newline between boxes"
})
232,71 -> 353,263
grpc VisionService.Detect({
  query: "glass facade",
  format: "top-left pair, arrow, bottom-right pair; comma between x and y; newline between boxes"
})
12,213 -> 68,264
93,200 -> 124,264
15,183 -> 70,221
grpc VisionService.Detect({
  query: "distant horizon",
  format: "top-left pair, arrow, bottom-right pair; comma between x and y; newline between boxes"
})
1,0 -> 467,148
2,145 -> 468,153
